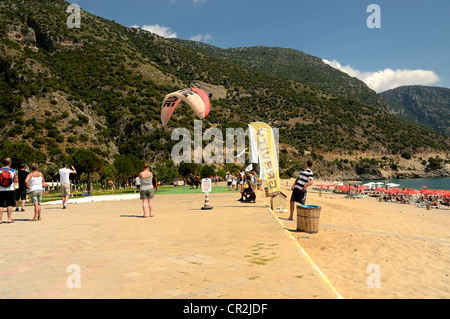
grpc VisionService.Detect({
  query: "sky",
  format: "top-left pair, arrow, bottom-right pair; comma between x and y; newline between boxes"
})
71,0 -> 450,93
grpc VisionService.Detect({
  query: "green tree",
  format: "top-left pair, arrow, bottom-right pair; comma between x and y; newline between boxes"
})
69,148 -> 104,194
427,157 -> 443,171
177,162 -> 199,178
0,141 -> 46,168
155,163 -> 177,184
199,164 -> 216,178
113,154 -> 143,186
100,163 -> 116,187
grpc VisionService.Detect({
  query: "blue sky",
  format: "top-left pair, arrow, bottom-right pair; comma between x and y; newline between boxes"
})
72,0 -> 450,92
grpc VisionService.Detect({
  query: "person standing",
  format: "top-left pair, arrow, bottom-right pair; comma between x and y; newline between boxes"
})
288,160 -> 314,220
25,163 -> 45,221
15,163 -> 29,212
139,163 -> 154,218
0,158 -> 18,224
59,162 -> 77,209
152,174 -> 158,192
135,175 -> 140,193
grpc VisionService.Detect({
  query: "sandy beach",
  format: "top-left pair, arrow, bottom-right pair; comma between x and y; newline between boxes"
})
1,180 -> 449,299
276,179 -> 450,299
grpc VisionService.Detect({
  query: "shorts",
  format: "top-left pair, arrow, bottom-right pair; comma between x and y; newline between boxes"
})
0,191 -> 15,207
290,188 -> 307,205
61,184 -> 71,197
30,189 -> 43,204
227,181 -> 232,186
243,186 -> 253,193
140,188 -> 155,200
15,187 -> 27,201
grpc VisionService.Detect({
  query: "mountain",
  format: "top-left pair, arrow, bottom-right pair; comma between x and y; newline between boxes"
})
172,40 -> 389,111
379,86 -> 450,136
0,0 -> 449,180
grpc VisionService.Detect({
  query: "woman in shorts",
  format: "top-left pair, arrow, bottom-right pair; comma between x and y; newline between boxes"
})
139,163 -> 155,218
25,163 -> 45,221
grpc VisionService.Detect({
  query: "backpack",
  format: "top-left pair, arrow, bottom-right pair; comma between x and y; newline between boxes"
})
0,168 -> 13,187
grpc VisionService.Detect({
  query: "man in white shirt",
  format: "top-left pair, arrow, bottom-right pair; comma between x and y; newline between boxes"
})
59,162 -> 77,209
0,158 -> 18,223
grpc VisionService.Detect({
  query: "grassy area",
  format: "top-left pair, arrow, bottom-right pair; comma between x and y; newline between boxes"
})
154,185 -> 231,195
32,184 -> 235,205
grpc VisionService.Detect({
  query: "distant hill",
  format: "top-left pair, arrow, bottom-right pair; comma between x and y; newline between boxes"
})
172,40 -> 389,111
379,86 -> 450,136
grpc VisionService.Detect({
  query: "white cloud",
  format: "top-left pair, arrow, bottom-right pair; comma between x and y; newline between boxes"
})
323,59 -> 440,93
130,24 -> 177,38
189,33 -> 212,43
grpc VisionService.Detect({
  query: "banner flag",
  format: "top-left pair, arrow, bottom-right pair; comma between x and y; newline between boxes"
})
248,124 -> 259,164
248,122 -> 280,195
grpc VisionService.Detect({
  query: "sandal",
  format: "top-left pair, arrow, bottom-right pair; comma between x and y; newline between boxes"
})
29,218 -> 38,221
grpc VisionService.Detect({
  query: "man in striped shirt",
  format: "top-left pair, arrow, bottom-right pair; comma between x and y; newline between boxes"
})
288,160 -> 314,220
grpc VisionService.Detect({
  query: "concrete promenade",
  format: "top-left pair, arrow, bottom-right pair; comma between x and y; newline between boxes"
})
0,189 -> 340,299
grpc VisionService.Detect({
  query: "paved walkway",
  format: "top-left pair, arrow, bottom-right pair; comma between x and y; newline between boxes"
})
0,189 -> 339,299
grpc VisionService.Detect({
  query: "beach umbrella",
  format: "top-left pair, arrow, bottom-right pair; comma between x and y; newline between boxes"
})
386,183 -> 400,188
404,189 -> 419,195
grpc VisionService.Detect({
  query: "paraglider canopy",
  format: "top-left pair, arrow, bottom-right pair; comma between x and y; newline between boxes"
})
161,88 -> 211,126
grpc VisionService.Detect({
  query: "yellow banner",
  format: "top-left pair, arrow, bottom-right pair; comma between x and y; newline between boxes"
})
249,122 -> 280,195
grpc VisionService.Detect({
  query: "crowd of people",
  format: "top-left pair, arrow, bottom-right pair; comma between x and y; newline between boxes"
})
1,155 -> 317,224
225,170 -> 259,203
0,157 -> 77,224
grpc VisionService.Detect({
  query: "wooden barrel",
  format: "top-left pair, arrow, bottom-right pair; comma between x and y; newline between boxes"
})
297,205 -> 321,233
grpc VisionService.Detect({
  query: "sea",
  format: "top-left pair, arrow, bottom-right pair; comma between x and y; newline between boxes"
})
363,177 -> 450,191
